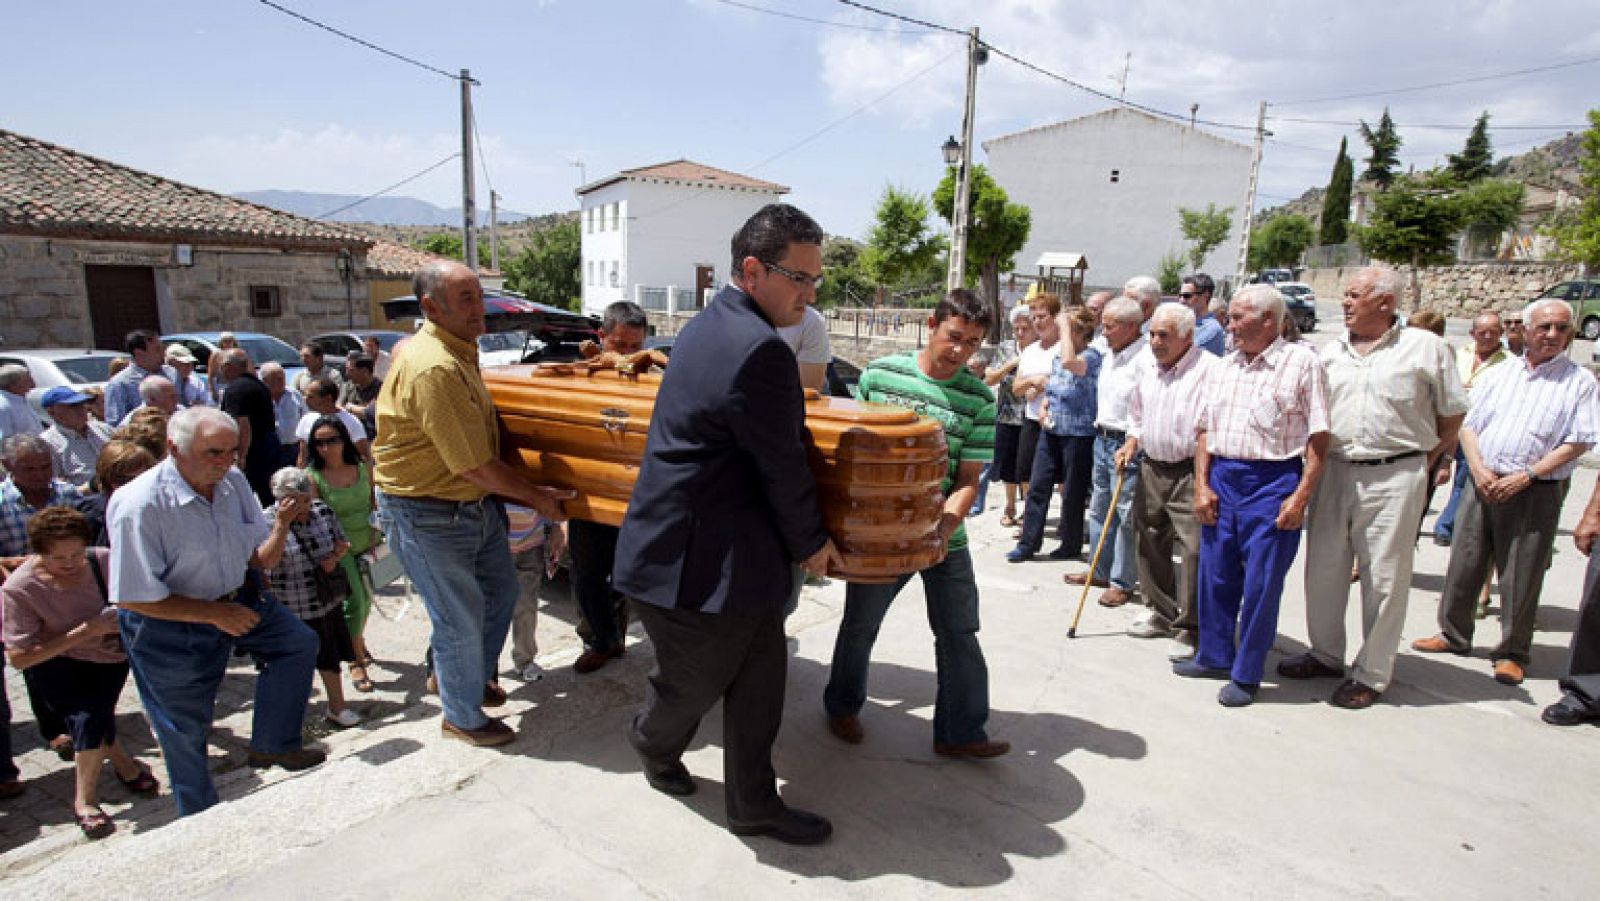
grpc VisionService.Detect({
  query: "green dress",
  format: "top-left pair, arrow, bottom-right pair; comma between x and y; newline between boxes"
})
308,463 -> 375,637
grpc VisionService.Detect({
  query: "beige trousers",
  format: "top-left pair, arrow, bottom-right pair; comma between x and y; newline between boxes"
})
1303,455 -> 1428,692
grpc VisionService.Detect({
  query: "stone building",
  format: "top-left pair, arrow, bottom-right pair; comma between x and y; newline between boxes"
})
0,128 -> 373,349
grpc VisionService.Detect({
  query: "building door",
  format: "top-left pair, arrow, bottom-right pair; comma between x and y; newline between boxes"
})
85,265 -> 160,349
694,265 -> 714,308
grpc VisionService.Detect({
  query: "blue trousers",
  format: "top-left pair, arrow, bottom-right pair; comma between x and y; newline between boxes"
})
1433,447 -> 1469,541
119,578 -> 317,816
1086,435 -> 1140,589
824,548 -> 991,745
377,492 -> 519,731
1196,457 -> 1304,686
1018,432 -> 1094,556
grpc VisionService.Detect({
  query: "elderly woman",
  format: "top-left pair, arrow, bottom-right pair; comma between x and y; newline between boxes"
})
1010,307 -> 1101,562
74,440 -> 159,548
2,507 -> 159,839
304,415 -> 378,692
113,407 -> 168,461
984,305 -> 1036,526
261,467 -> 360,727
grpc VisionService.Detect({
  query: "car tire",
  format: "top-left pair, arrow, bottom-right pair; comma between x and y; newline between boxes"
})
1582,316 -> 1600,342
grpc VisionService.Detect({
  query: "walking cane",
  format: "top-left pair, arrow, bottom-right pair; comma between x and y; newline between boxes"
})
1068,460 -> 1127,639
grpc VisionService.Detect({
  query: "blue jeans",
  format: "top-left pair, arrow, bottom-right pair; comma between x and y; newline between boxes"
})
1196,457 -> 1304,686
1433,447 -> 1469,541
377,492 -> 519,731
1018,432 -> 1094,555
1086,435 -> 1140,589
119,577 -> 317,816
970,461 -> 991,515
823,548 -> 991,745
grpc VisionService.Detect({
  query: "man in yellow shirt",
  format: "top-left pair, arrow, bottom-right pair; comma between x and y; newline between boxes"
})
374,260 -> 572,747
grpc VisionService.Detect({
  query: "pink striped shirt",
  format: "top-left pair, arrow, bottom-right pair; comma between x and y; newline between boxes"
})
1128,344 -> 1217,462
1202,338 -> 1330,461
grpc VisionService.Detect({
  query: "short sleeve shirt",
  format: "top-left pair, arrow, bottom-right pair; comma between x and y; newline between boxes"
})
1,549 -> 123,664
1202,338 -> 1331,461
295,409 -> 368,444
372,321 -> 499,502
776,307 -> 831,365
107,459 -> 270,603
1321,323 -> 1468,460
1017,340 -> 1059,422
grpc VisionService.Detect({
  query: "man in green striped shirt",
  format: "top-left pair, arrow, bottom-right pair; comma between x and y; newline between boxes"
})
823,289 -> 1010,758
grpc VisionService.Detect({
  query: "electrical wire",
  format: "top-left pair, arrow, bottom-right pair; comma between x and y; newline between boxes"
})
711,0 -> 943,33
315,153 -> 462,219
256,0 -> 471,83
1272,55 -> 1600,106
834,0 -> 966,36
1272,115 -> 1586,131
470,108 -> 494,195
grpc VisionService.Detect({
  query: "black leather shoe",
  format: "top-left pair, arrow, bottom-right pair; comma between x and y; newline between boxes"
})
644,760 -> 696,796
728,806 -> 833,845
1541,695 -> 1598,727
1046,544 -> 1081,561
1277,652 -> 1344,680
247,746 -> 327,771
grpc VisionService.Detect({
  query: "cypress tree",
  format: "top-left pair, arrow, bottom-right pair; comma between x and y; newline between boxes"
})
1320,137 -> 1354,245
1359,108 -> 1403,190
1448,112 -> 1494,183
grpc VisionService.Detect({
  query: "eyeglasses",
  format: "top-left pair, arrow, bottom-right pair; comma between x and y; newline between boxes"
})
761,260 -> 824,288
313,437 -> 343,447
1177,292 -> 1195,299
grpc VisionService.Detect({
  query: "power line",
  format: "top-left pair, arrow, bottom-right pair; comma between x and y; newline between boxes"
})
470,108 -> 494,194
1272,55 -> 1600,106
711,0 -> 942,33
256,0 -> 470,83
315,153 -> 462,219
835,0 -> 966,36
1272,115 -> 1586,131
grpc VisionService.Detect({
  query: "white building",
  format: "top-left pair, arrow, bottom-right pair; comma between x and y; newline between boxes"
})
983,108 -> 1253,289
575,160 -> 787,317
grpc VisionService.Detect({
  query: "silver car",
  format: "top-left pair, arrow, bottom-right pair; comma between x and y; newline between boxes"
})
0,348 -> 124,423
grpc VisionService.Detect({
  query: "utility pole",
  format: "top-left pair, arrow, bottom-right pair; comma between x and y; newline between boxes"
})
946,26 -> 982,293
460,68 -> 478,273
489,190 -> 501,273
1234,101 -> 1268,288
1118,53 -> 1131,101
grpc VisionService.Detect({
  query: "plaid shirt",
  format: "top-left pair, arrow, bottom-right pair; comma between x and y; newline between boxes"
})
1202,338 -> 1330,461
261,500 -> 347,620
1466,353 -> 1600,480
0,477 -> 78,557
1128,344 -> 1218,462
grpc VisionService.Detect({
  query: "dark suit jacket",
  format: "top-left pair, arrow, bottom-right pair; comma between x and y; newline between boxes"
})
613,285 -> 829,614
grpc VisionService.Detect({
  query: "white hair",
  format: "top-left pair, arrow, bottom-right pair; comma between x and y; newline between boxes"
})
1123,276 -> 1162,307
1102,296 -> 1144,325
1358,265 -> 1403,299
1524,298 -> 1572,324
270,466 -> 312,499
138,375 -> 174,403
1233,284 -> 1287,328
258,361 -> 285,379
168,406 -> 237,454
1151,302 -> 1196,338
1,434 -> 50,467
1009,304 -> 1031,324
0,364 -> 29,390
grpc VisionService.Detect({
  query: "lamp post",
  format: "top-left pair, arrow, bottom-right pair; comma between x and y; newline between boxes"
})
335,249 -> 355,329
945,26 -> 983,293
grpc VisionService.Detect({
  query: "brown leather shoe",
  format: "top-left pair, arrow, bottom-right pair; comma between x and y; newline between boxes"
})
574,645 -> 624,675
482,681 -> 508,707
1410,634 -> 1468,655
1064,571 -> 1109,588
934,739 -> 1011,759
1097,587 -> 1131,608
1329,680 -> 1381,710
442,717 -> 516,747
827,714 -> 864,744
1492,659 -> 1524,686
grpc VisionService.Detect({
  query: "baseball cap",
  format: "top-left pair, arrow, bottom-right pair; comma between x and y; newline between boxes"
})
165,344 -> 197,363
41,386 -> 93,407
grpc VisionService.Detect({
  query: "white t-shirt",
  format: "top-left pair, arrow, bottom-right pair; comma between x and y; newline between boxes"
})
776,306 -> 831,364
1017,339 -> 1059,422
295,409 -> 367,445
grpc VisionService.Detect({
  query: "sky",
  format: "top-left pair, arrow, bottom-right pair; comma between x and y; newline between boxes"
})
5,0 -> 1598,241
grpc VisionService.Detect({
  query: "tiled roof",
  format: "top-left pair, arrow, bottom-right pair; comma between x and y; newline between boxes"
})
365,240 -> 450,277
577,159 -> 788,196
0,129 -> 372,250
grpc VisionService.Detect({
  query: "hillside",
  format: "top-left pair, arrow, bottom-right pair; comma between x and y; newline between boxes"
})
347,212 -> 577,261
232,189 -> 541,227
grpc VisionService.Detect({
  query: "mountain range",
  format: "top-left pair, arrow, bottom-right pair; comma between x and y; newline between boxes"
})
233,189 -> 536,227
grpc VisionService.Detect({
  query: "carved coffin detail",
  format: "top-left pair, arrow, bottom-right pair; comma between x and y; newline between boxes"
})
485,365 -> 949,583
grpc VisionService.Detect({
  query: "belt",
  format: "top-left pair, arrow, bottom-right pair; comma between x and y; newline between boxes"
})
1348,450 -> 1424,467
1095,426 -> 1127,442
1146,456 -> 1195,467
385,493 -> 493,509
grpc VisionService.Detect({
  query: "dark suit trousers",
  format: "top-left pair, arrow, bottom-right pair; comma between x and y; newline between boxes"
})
1560,549 -> 1600,712
568,520 -> 628,652
1437,481 -> 1563,664
628,602 -> 787,822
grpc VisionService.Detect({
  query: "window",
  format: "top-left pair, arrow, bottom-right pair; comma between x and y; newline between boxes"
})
610,261 -> 619,288
1109,169 -> 1121,183
587,261 -> 594,285
585,208 -> 593,233
610,202 -> 619,230
1586,282 -> 1600,300
249,285 -> 282,317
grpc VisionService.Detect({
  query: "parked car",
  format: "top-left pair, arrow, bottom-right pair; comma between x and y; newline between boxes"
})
1533,278 -> 1600,340
477,330 -> 530,368
1252,268 -> 1296,285
161,331 -> 306,388
381,291 -> 600,363
0,348 -> 124,423
1275,282 -> 1319,333
305,329 -> 410,360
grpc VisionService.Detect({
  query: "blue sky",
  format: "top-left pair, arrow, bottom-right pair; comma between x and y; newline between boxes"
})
6,1 -> 1597,240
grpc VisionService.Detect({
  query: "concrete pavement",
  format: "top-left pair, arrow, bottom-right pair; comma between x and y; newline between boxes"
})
4,457 -> 1597,899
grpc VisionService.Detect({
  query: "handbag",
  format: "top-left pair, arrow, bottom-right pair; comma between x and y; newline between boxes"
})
290,519 -> 353,607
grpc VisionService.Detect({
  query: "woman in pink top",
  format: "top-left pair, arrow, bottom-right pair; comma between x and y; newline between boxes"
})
2,507 -> 159,839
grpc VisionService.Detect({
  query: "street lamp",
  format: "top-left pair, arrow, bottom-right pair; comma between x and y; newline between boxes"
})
335,248 -> 355,329
942,135 -> 961,167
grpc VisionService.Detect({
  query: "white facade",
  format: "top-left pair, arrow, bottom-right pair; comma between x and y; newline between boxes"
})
577,164 -> 786,317
983,108 -> 1253,289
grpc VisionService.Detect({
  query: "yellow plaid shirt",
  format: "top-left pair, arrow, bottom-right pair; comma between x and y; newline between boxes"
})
372,321 -> 498,501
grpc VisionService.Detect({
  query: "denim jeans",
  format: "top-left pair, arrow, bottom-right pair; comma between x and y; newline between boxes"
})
377,492 -> 519,730
1086,435 -> 1140,589
1018,432 -> 1094,555
119,577 -> 317,816
823,548 -> 991,745
1433,447 -> 1469,541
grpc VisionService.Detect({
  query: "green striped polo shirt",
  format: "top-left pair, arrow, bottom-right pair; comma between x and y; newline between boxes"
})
856,351 -> 996,552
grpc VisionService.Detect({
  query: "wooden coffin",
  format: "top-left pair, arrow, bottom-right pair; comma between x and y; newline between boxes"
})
484,365 -> 949,583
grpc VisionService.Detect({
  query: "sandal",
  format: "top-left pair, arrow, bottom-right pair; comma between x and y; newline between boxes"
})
117,764 -> 161,797
75,806 -> 116,840
999,510 -> 1020,528
49,737 -> 75,762
349,664 -> 375,693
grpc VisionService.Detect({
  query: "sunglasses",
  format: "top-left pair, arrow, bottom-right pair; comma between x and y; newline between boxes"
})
313,437 -> 344,447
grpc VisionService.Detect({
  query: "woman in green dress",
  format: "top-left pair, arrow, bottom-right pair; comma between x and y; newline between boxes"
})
305,414 -> 378,692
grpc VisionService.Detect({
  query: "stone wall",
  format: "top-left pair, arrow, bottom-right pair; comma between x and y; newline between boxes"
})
644,310 -> 923,370
1300,261 -> 1584,317
0,235 -> 370,348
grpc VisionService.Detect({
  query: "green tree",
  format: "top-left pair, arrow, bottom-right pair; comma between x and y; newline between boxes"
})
1155,251 -> 1187,294
417,232 -> 491,268
862,185 -> 946,300
1355,176 -> 1463,301
932,164 -> 1032,338
501,220 -> 580,310
1448,111 -> 1495,183
1456,177 -> 1525,257
1249,214 -> 1316,270
816,236 -> 873,309
1359,108 -> 1403,190
1545,109 -> 1600,268
1320,137 -> 1354,245
1177,203 -> 1234,270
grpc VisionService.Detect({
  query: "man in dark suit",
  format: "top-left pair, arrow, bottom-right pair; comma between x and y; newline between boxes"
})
614,203 -> 842,845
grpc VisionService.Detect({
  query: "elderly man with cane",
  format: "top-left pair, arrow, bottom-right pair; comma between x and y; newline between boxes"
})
1175,284 -> 1329,707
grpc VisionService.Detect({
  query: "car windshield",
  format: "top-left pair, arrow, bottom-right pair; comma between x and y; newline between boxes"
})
367,333 -> 405,351
237,336 -> 302,368
52,355 -> 120,384
1279,285 -> 1310,297
478,331 -> 526,353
